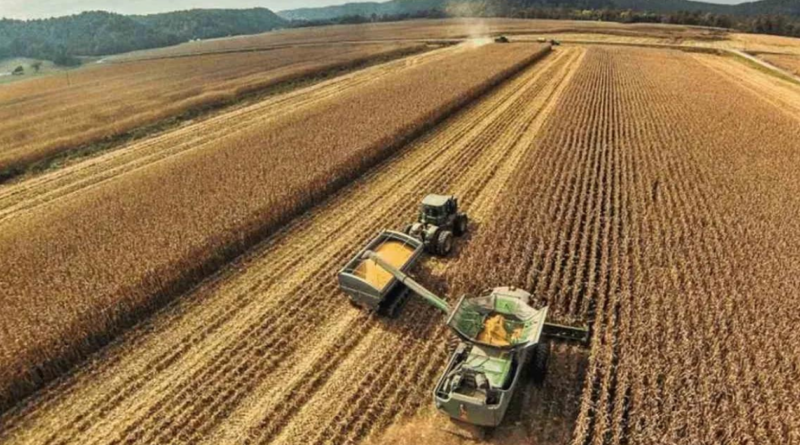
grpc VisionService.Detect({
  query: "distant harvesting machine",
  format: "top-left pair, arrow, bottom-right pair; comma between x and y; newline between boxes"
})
339,224 -> 589,428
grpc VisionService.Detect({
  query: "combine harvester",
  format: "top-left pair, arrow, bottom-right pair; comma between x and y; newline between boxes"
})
338,200 -> 589,433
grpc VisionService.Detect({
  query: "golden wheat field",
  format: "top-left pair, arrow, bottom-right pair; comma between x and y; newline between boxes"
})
1,19 -> 800,445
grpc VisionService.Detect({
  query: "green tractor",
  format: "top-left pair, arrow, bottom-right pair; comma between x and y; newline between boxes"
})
404,194 -> 468,256
338,231 -> 589,428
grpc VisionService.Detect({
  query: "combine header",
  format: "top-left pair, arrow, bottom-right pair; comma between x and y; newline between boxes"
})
338,211 -> 590,429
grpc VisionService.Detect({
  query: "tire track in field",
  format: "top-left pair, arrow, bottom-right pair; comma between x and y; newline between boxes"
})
0,47 -> 581,445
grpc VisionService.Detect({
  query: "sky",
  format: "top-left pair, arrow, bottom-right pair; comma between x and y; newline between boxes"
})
0,0 -> 749,21
0,0 -> 350,20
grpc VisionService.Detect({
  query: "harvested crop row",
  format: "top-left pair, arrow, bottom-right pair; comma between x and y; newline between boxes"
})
0,43 -> 550,413
451,46 -> 800,444
0,46 -> 580,445
0,42 -> 425,175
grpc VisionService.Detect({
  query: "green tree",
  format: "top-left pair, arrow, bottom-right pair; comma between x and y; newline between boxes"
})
31,61 -> 42,73
12,65 -> 24,75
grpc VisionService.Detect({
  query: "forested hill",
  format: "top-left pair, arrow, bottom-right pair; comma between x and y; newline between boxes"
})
279,0 -> 800,21
280,0 -> 444,21
0,8 -> 286,65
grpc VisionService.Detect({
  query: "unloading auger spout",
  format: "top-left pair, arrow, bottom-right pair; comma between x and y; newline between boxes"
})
361,250 -> 451,314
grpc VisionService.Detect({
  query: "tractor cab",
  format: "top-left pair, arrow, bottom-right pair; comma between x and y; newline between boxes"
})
404,195 -> 468,256
420,194 -> 458,226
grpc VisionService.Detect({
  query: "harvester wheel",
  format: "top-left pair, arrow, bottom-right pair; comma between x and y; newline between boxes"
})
454,214 -> 468,236
531,342 -> 550,385
437,231 -> 454,256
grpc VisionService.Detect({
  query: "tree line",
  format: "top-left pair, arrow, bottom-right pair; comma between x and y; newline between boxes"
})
0,9 -> 286,66
291,3 -> 800,39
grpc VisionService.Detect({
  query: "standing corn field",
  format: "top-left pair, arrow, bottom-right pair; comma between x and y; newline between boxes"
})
448,46 -> 800,444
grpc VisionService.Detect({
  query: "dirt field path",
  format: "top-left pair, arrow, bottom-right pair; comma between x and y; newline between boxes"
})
0,45 -> 456,223
0,47 -> 585,445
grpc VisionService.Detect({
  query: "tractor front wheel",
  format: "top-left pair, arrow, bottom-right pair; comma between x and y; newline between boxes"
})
530,342 -> 551,385
437,231 -> 454,256
454,214 -> 469,236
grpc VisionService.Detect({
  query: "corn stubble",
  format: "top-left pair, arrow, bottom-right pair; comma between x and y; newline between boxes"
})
0,43 -> 549,412
450,46 -> 800,444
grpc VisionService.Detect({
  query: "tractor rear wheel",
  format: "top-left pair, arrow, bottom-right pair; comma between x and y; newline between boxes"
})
454,214 -> 468,236
437,231 -> 454,256
530,342 -> 550,385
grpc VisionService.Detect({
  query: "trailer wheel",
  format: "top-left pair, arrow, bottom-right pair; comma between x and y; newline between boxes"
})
447,334 -> 461,355
403,224 -> 413,235
454,214 -> 468,236
531,342 -> 550,385
437,231 -> 454,256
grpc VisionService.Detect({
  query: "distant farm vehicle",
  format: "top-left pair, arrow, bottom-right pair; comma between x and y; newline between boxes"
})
535,37 -> 561,46
495,36 -> 510,44
403,194 -> 468,256
338,232 -> 590,428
